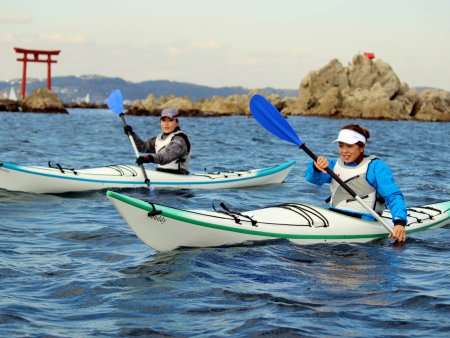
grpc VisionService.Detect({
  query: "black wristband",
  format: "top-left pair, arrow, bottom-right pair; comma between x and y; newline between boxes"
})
394,219 -> 406,227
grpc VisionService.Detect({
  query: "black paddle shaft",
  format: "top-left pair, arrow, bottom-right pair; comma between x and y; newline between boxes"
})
120,114 -> 127,129
300,143 -> 357,198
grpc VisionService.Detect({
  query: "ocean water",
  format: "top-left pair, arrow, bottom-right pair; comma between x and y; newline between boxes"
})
0,109 -> 449,337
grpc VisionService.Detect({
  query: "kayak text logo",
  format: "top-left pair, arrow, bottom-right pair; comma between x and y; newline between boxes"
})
149,214 -> 166,224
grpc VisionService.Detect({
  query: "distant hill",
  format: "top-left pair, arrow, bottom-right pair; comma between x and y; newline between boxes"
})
0,75 -> 298,103
414,86 -> 434,92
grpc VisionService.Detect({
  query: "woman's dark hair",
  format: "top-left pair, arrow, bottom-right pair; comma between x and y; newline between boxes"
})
341,124 -> 370,145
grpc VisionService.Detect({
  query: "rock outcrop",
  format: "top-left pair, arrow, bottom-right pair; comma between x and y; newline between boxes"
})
412,89 -> 450,121
21,88 -> 68,113
282,54 -> 449,121
126,90 -> 286,117
0,99 -> 21,112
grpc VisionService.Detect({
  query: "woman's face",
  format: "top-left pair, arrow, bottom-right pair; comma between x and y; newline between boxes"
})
338,142 -> 364,163
160,117 -> 178,134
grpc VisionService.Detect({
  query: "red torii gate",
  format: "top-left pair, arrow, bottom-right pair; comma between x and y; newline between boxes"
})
14,47 -> 61,100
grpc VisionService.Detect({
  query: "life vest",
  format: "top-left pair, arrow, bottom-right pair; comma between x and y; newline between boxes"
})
155,130 -> 191,174
329,155 -> 385,215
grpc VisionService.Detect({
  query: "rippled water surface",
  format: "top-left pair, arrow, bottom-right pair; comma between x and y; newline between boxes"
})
1,109 -> 449,337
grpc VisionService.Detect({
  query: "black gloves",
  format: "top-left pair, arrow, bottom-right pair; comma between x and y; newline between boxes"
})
136,155 -> 154,165
124,125 -> 133,135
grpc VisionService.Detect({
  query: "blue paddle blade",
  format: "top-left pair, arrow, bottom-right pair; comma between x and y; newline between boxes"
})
106,89 -> 124,115
249,94 -> 303,146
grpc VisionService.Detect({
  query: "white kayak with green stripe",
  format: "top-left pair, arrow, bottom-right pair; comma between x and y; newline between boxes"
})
0,160 -> 295,194
107,190 -> 450,251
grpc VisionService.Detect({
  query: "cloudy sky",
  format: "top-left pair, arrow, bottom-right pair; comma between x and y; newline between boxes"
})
1,0 -> 449,91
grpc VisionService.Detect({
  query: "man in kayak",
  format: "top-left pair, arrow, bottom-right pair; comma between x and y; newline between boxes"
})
305,124 -> 407,243
124,108 -> 191,175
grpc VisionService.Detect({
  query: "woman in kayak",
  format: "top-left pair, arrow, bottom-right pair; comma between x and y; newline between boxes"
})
124,108 -> 191,175
305,124 -> 407,243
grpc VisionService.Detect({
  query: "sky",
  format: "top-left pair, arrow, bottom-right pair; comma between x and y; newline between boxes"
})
1,0 -> 450,91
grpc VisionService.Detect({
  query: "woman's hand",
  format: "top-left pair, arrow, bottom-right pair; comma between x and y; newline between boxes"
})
389,224 -> 406,243
136,155 -> 154,165
124,124 -> 133,135
314,156 -> 329,173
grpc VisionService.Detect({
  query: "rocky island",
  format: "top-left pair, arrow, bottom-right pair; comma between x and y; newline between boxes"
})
0,88 -> 68,114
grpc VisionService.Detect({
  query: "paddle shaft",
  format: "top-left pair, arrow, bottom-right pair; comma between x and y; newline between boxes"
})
120,114 -> 151,186
300,143 -> 394,235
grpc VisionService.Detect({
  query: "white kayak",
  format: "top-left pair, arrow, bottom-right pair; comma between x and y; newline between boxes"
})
0,160 -> 296,194
107,190 -> 450,251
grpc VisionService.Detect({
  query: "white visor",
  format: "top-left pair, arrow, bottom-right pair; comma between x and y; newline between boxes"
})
333,129 -> 366,144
